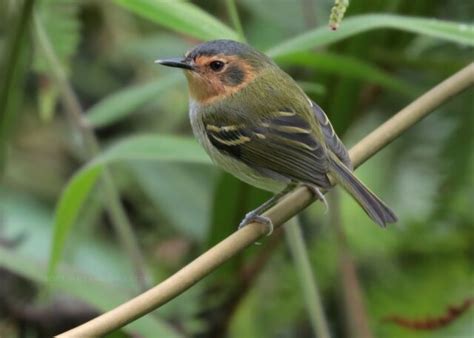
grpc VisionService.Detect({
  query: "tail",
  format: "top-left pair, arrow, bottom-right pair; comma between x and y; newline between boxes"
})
329,159 -> 397,227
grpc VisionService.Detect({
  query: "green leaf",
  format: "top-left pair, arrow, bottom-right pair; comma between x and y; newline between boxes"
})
267,14 -> 474,57
367,256 -> 473,338
33,0 -> 80,73
129,162 -> 217,241
32,0 -> 81,121
207,173 -> 248,247
113,0 -> 239,41
49,135 -> 210,275
0,247 -> 182,337
49,165 -> 103,277
204,173 -> 270,290
95,134 -> 210,165
86,74 -> 183,128
207,173 -> 270,247
277,52 -> 419,96
0,191 -> 181,337
38,80 -> 59,121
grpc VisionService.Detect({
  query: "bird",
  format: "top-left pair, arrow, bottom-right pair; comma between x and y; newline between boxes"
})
156,39 -> 397,234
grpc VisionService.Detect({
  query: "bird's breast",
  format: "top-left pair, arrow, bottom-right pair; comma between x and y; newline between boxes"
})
188,100 -> 285,192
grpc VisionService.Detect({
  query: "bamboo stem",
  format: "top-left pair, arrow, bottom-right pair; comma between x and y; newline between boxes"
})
57,63 -> 473,338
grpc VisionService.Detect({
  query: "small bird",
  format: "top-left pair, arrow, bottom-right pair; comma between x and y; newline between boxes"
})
156,39 -> 397,233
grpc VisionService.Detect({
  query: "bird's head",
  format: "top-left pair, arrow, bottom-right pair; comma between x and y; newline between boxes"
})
156,40 -> 274,104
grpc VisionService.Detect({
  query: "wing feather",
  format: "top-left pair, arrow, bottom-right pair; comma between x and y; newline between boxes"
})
204,111 -> 332,188
310,100 -> 352,168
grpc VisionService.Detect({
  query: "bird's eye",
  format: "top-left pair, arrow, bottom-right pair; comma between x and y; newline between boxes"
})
209,60 -> 225,72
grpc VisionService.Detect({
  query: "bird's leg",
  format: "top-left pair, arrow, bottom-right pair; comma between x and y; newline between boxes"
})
238,182 -> 297,236
303,184 -> 328,213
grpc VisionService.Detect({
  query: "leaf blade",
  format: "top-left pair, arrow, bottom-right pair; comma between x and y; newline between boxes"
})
86,74 -> 183,128
277,52 -> 419,96
48,135 -> 210,275
113,0 -> 239,41
267,14 -> 474,57
0,247 -> 182,337
95,134 -> 210,165
49,165 -> 103,277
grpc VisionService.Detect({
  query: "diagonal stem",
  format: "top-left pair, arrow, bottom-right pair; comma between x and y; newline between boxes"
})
225,0 -> 246,42
58,63 -> 474,337
330,190 -> 374,338
285,217 -> 331,338
33,11 -> 149,291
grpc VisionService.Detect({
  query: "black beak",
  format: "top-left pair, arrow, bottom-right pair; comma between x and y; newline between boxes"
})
155,57 -> 193,70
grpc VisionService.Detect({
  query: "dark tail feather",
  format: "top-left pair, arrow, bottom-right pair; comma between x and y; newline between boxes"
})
329,160 -> 398,227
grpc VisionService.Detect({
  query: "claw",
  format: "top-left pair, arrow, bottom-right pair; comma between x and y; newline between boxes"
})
306,185 -> 328,213
238,211 -> 274,236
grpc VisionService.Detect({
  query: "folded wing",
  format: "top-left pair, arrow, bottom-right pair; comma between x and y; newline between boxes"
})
204,110 -> 332,189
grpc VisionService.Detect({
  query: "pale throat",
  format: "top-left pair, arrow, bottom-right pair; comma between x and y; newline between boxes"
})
185,72 -> 223,104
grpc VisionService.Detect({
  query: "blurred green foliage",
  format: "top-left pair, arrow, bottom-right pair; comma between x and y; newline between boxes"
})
0,0 -> 473,337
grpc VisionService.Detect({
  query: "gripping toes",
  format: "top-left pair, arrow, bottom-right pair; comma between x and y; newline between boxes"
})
238,211 -> 274,236
305,185 -> 328,213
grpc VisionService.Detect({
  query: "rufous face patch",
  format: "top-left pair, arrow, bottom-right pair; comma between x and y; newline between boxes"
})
184,54 -> 256,104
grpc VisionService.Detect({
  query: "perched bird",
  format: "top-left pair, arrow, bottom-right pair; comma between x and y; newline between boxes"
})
156,39 -> 397,233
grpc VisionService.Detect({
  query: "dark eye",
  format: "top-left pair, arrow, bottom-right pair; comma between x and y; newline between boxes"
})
209,60 -> 224,71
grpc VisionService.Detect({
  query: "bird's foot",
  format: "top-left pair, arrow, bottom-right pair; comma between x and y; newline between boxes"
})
238,211 -> 274,236
305,185 -> 328,213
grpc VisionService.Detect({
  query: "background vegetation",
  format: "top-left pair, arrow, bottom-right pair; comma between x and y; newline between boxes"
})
0,0 -> 472,337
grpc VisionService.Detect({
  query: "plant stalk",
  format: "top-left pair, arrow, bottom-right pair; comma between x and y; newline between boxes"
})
330,190 -> 373,338
57,63 -> 474,338
33,11 -> 149,291
224,0 -> 246,42
285,218 -> 331,338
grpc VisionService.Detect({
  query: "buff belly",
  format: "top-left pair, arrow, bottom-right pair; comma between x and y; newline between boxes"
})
204,142 -> 286,192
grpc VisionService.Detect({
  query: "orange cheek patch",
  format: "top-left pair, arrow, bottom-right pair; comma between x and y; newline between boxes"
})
187,55 -> 256,105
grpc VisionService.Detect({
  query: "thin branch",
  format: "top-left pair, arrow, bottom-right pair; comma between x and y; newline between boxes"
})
33,12 -> 93,150
285,218 -> 331,338
225,0 -> 246,42
57,64 -> 474,337
33,12 -> 149,291
330,190 -> 373,338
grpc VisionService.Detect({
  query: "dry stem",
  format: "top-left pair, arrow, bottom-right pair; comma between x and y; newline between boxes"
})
58,63 -> 473,337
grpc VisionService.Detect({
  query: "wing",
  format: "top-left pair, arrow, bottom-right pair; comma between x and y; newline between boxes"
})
203,110 -> 332,189
310,100 -> 352,169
